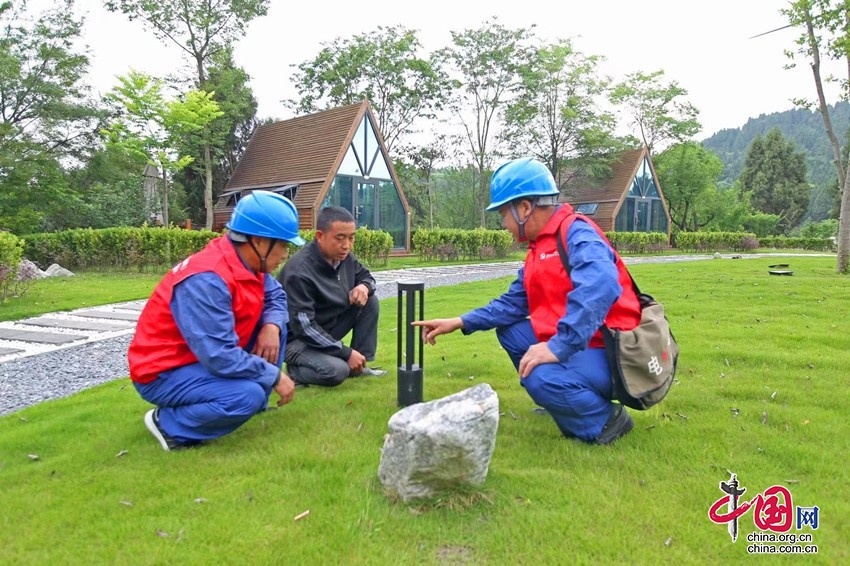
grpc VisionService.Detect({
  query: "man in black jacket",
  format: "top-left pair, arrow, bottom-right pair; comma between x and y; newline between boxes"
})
277,206 -> 387,387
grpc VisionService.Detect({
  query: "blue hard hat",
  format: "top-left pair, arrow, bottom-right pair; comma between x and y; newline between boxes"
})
226,190 -> 306,246
485,158 -> 559,211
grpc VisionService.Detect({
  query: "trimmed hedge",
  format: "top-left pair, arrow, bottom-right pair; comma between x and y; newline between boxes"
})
412,228 -> 514,261
22,226 -> 395,271
674,231 -> 759,252
758,236 -> 835,252
605,231 -> 670,254
292,228 -> 393,266
16,226 -> 836,276
24,227 -> 220,271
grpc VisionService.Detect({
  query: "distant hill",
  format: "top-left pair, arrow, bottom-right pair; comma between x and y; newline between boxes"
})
701,101 -> 850,189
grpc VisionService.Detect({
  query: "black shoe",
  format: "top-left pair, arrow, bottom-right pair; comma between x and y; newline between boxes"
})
144,409 -> 196,451
595,404 -> 634,445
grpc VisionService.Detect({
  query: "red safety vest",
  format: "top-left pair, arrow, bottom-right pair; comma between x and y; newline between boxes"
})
128,236 -> 265,384
524,205 -> 642,348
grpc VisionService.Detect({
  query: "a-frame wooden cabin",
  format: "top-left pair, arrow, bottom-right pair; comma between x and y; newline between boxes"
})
559,146 -> 672,240
217,100 -> 411,250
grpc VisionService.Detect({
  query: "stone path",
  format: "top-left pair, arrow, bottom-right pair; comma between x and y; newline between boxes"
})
0,253 -> 832,364
0,301 -> 146,362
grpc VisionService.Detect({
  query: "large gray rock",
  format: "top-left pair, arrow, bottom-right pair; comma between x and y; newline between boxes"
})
44,263 -> 75,277
378,383 -> 499,502
16,259 -> 48,280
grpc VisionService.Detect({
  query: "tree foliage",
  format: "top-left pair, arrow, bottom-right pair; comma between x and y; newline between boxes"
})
66,146 -> 151,228
502,39 -> 629,186
438,18 -> 536,226
102,71 -> 223,227
104,0 -> 269,83
394,137 -> 449,228
609,70 -> 701,153
105,0 -> 269,228
0,0 -> 102,234
288,26 -> 454,155
172,47 -> 258,227
654,142 -> 725,232
739,128 -> 811,233
701,102 -> 850,190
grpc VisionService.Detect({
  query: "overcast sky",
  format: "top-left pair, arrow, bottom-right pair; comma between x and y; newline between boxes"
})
66,0 -> 842,140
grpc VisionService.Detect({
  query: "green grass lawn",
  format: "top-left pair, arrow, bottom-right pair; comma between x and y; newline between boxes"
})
0,257 -> 846,564
0,272 -> 164,322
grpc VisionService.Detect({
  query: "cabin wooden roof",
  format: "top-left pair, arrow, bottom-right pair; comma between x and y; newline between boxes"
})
559,147 -> 669,233
225,101 -> 367,214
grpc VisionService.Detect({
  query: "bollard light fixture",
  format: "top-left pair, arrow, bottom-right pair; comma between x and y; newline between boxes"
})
396,280 -> 424,407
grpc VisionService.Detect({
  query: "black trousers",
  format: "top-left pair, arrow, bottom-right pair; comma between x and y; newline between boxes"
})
284,295 -> 380,387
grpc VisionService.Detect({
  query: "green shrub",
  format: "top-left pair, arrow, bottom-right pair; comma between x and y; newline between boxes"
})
758,236 -> 834,252
673,231 -> 759,252
606,231 -> 669,253
413,228 -> 513,261
0,231 -> 25,301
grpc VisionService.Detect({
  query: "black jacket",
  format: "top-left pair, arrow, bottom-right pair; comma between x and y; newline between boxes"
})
277,240 -> 376,360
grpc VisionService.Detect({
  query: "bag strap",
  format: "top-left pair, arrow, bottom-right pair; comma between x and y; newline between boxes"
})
555,215 -> 642,296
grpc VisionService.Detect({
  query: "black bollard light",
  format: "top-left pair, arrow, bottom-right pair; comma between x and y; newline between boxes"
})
396,280 -> 424,407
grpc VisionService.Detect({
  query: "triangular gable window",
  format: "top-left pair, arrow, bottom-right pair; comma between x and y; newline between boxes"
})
337,115 -> 392,180
627,156 -> 660,198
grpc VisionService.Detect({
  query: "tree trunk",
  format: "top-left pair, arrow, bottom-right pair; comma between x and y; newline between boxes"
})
196,54 -> 214,231
428,181 -> 434,228
804,11 -> 846,191
204,143 -> 214,230
838,168 -> 850,273
800,5 -> 848,272
478,168 -> 487,227
161,170 -> 169,227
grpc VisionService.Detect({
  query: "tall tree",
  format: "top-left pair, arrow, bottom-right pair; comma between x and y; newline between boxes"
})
105,0 -> 269,229
438,18 -> 535,226
702,184 -> 754,233
395,137 -> 449,228
66,145 -> 150,228
173,47 -> 259,226
103,71 -> 223,227
431,166 -> 482,229
502,39 -> 626,185
783,0 -> 850,272
739,128 -> 811,233
654,142 -> 725,231
609,70 -> 701,153
0,0 -> 102,233
288,25 -> 453,155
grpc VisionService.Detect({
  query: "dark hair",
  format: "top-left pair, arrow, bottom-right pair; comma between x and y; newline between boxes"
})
317,206 -> 355,232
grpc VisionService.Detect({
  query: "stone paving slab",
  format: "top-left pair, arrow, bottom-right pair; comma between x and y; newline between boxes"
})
0,328 -> 88,344
0,346 -> 25,356
20,317 -> 135,332
112,300 -> 147,312
72,310 -> 140,322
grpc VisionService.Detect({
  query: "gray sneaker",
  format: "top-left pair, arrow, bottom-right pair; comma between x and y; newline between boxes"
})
353,366 -> 387,377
